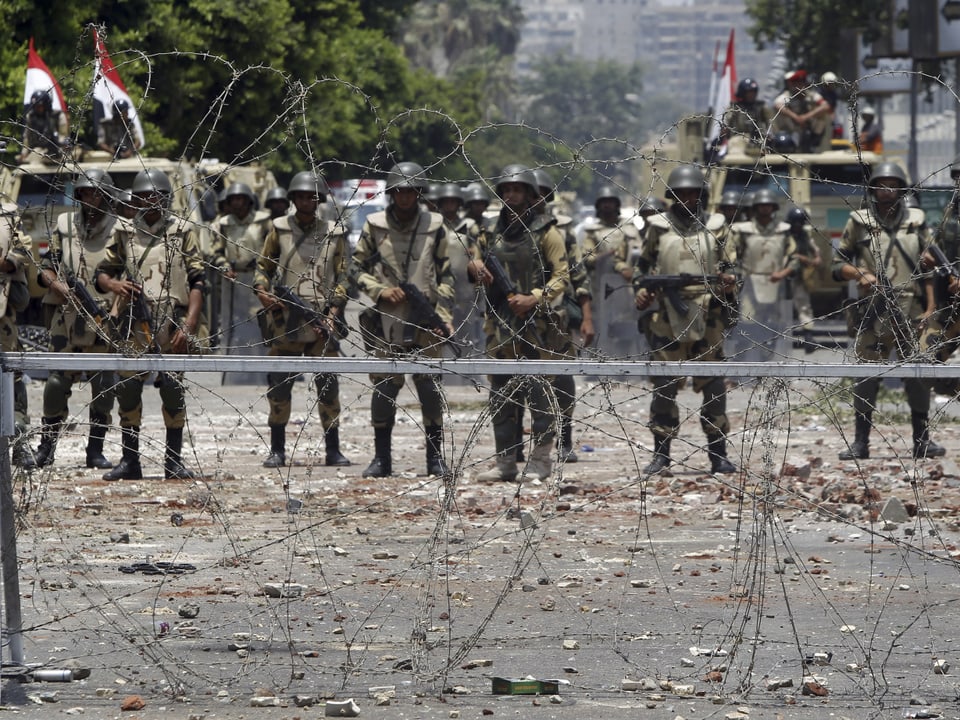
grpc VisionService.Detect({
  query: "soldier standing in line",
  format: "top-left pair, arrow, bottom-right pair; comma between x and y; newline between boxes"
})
0,203 -> 37,468
833,162 -> 944,461
434,183 -> 482,356
253,171 -> 351,469
534,168 -> 593,463
784,206 -> 822,353
264,187 -> 291,219
468,164 -> 569,483
209,182 -> 273,358
34,169 -> 118,469
720,78 -> 773,153
18,90 -> 69,163
94,168 -> 207,480
727,188 -> 798,366
351,162 -> 454,479
635,164 -> 739,476
462,184 -> 491,226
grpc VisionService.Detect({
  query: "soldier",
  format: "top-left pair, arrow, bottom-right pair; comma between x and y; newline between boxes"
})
435,183 -> 482,355
634,164 -> 739,475
772,70 -> 832,153
463,184 -> 491,226
94,168 -> 207,480
468,164 -> 569,482
116,189 -> 138,221
721,78 -> 773,153
925,159 -> 960,395
18,90 -> 69,163
0,204 -> 36,468
96,99 -> 141,159
535,168 -> 592,462
833,162 -> 944,460
727,188 -> 797,365
784,206 -> 822,353
252,171 -> 351,469
716,190 -> 746,226
264,187 -> 291,219
351,161 -> 454,478
34,169 -> 118,469
581,185 -> 639,283
209,182 -> 273,357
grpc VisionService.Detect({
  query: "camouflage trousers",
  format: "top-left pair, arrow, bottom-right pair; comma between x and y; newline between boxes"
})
646,312 -> 729,440
266,335 -> 342,429
903,309 -> 960,399
43,308 -> 116,423
114,372 -> 187,429
0,316 -> 29,432
368,341 -> 445,431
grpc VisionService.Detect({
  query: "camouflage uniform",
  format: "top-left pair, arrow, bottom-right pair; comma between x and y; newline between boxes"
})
722,100 -> 773,152
351,195 -> 455,477
445,213 -> 483,355
21,107 -> 67,158
0,204 -> 35,467
253,209 -> 350,467
36,199 -> 117,468
634,205 -> 738,473
96,203 -> 207,479
833,194 -> 941,459
929,199 -> 960,377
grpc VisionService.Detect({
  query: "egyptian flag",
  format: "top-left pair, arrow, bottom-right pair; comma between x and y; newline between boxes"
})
705,28 -> 737,153
24,38 -> 68,116
92,29 -> 145,149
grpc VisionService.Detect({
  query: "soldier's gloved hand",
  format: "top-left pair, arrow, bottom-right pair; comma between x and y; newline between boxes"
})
255,286 -> 279,310
719,273 -> 738,293
635,289 -> 653,310
380,286 -> 405,304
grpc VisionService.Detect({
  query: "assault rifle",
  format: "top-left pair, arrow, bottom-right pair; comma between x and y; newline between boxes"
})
634,273 -> 721,315
274,284 -> 349,341
66,275 -> 108,325
127,282 -> 173,389
398,281 -> 460,358
928,244 -> 960,284
483,254 -> 517,305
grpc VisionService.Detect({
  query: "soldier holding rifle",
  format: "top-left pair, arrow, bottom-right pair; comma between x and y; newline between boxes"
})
634,164 -> 739,476
95,168 -> 207,480
833,162 -> 943,461
252,170 -> 351,469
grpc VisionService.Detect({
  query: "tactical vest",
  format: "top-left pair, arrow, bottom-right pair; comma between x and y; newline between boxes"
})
365,208 -> 445,346
44,211 -> 115,307
736,219 -> 791,275
446,217 -> 475,304
273,215 -> 344,306
485,213 -> 563,308
848,206 -> 925,297
0,208 -> 28,319
117,215 -> 192,309
583,218 -> 641,265
216,209 -> 272,271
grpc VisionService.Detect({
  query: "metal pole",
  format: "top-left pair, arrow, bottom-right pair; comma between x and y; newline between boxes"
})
0,371 -> 23,667
910,62 -> 919,184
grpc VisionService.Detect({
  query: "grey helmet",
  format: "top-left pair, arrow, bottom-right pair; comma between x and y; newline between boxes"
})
718,190 -> 741,208
223,182 -> 256,203
533,167 -> 556,202
463,183 -> 491,204
131,168 -> 173,204
750,187 -> 780,208
74,168 -> 114,195
785,206 -> 808,227
264,187 -> 289,205
385,162 -> 429,193
869,162 -> 908,189
495,163 -> 539,197
638,195 -> 666,215
287,171 -> 329,201
666,164 -> 706,193
436,183 -> 464,203
594,185 -> 621,208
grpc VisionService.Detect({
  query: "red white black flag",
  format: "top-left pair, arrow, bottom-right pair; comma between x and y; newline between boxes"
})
24,38 -> 68,116
92,29 -> 145,149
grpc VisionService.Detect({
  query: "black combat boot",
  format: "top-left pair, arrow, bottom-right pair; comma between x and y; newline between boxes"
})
643,435 -> 672,475
706,435 -> 736,474
103,427 -> 143,481
263,424 -> 286,468
838,413 -> 871,460
362,427 -> 393,478
558,417 -> 578,463
425,426 -> 450,477
912,412 -> 946,459
34,417 -> 61,468
324,427 -> 351,467
85,415 -> 113,469
12,430 -> 37,471
164,427 -> 196,480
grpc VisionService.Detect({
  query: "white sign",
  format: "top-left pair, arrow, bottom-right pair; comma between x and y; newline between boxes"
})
857,36 -> 913,94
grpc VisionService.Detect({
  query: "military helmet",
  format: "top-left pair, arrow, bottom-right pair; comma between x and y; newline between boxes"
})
132,168 -> 173,197
903,192 -> 920,209
666,164 -> 706,192
533,168 -> 556,202
785,206 -> 808,226
30,89 -> 51,107
870,162 -> 907,189
113,99 -> 130,117
751,188 -> 780,208
495,163 -> 539,197
224,182 -> 256,203
638,195 -> 666,215
73,168 -> 114,194
463,183 -> 491,204
594,186 -> 621,207
718,190 -> 741,208
287,171 -> 329,200
265,187 -> 289,204
385,162 -> 429,193
436,183 -> 463,203
736,78 -> 759,99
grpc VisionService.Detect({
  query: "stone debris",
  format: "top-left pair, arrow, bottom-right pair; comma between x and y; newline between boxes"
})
325,698 -> 361,717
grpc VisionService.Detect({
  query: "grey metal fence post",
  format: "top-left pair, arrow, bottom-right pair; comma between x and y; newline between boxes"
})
0,369 -> 23,667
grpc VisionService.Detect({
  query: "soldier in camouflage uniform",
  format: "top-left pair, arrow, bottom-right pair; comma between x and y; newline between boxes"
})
34,169 -> 118,469
264,187 -> 291,219
0,204 -> 36,468
18,90 -> 69,163
435,183 -> 483,355
95,168 -> 207,481
209,182 -> 273,355
253,171 -> 351,469
581,185 -> 641,284
720,78 -> 773,153
784,206 -> 822,353
463,184 -> 491,226
351,162 -> 455,479
468,164 -> 569,482
96,100 -> 141,159
634,164 -> 739,476
924,160 -> 960,379
832,162 -> 944,461
534,168 -> 591,463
